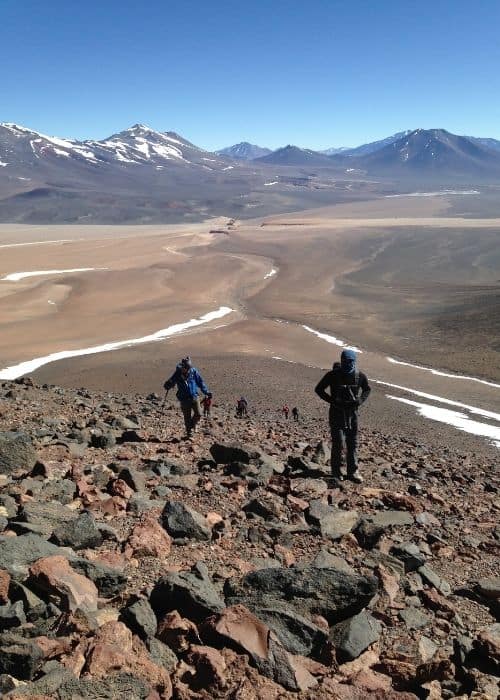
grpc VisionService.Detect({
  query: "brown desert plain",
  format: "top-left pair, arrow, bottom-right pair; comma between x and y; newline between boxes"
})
0,194 -> 499,457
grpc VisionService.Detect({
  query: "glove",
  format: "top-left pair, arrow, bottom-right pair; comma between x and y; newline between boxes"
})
206,392 -> 212,398
163,381 -> 172,390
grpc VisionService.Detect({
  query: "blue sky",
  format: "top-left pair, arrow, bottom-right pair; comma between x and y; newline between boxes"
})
2,0 -> 499,150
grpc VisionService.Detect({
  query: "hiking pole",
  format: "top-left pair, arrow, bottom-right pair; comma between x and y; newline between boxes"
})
161,389 -> 170,411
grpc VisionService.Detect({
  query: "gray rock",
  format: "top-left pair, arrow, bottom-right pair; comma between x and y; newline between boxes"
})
161,501 -> 211,541
210,442 -> 259,465
150,562 -> 225,623
0,534 -> 62,578
476,577 -> 500,600
0,600 -> 26,629
71,558 -> 127,597
311,549 -> 356,575
400,606 -> 431,630
329,610 -> 382,662
367,510 -> 414,528
390,542 -> 426,572
56,672 -> 151,699
0,431 -> 37,475
40,478 -> 76,504
52,511 -> 102,550
120,598 -> 157,640
225,565 -> 378,624
117,465 -> 146,492
307,501 -> 359,540
15,501 -> 76,537
353,518 -> 385,549
8,664 -> 74,697
247,604 -> 328,657
147,637 -> 178,673
0,632 -> 44,680
418,565 -> 452,596
359,550 -> 406,577
128,495 -> 163,516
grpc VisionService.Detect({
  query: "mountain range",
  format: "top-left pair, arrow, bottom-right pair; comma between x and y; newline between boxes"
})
1,122 -> 500,223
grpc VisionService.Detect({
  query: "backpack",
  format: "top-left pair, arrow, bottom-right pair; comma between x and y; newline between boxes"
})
332,363 -> 360,405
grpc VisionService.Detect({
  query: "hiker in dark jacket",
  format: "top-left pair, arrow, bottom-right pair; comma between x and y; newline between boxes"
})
164,357 -> 211,437
315,348 -> 371,483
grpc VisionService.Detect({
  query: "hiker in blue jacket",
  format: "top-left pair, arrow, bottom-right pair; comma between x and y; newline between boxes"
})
164,357 -> 211,437
315,349 -> 371,483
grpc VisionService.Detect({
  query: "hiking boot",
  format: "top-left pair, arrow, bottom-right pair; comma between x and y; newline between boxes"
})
348,470 -> 363,484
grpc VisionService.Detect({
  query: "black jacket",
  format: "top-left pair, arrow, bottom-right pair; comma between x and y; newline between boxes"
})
315,366 -> 371,427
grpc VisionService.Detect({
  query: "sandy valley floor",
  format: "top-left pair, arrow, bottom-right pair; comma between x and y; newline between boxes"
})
0,195 -> 499,457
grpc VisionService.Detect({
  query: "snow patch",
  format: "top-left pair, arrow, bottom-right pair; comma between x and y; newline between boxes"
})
0,161 -> 8,167
2,268 -> 107,282
264,181 -> 279,186
387,357 -> 500,389
386,395 -> 500,448
0,306 -> 233,380
386,190 -> 479,198
302,325 -> 361,353
222,166 -> 234,171
0,239 -> 75,249
264,268 -> 277,280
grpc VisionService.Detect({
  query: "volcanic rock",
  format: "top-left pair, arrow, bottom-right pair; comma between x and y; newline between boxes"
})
330,610 -> 382,662
161,500 -> 211,541
225,565 -> 378,624
0,431 -> 37,475
51,511 -> 102,550
150,563 -> 225,622
28,555 -> 99,613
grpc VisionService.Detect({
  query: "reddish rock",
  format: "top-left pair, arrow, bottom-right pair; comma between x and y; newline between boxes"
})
29,555 -> 98,613
157,610 -> 200,653
34,635 -> 72,660
202,604 -> 270,661
83,621 -> 172,697
419,588 -> 455,616
126,514 -> 172,559
375,564 -> 400,608
0,568 -> 11,604
110,478 -> 134,500
186,644 -> 227,689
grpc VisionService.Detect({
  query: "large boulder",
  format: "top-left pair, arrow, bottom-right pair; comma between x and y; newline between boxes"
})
0,632 -> 45,680
0,431 -> 37,475
225,566 -> 378,625
150,562 -> 224,623
0,533 -> 63,579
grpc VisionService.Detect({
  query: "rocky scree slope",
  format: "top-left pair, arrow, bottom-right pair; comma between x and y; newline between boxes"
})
0,377 -> 498,699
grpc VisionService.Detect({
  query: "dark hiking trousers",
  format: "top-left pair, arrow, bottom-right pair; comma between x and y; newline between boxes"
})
330,416 -> 358,477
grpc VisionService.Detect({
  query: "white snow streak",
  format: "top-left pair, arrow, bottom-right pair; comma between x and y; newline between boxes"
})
264,268 -> 277,279
2,268 -> 107,282
302,325 -> 361,353
0,240 -> 75,249
387,357 -> 500,389
0,306 -> 233,380
264,181 -> 279,186
386,190 -> 480,198
386,395 -> 500,447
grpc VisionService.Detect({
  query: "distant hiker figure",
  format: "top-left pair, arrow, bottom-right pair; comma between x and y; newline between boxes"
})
163,357 -> 211,438
315,349 -> 371,483
282,404 -> 290,419
236,396 -> 248,418
202,393 -> 212,418
292,406 -> 299,421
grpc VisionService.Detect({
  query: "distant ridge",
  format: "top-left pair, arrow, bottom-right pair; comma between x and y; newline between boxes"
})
254,145 -> 333,166
216,142 -> 272,160
330,128 -> 500,177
